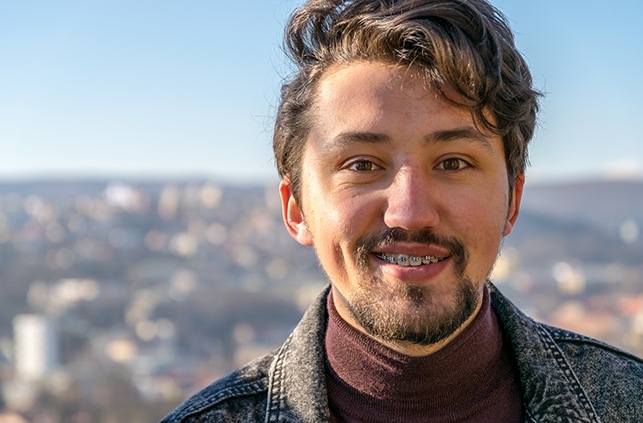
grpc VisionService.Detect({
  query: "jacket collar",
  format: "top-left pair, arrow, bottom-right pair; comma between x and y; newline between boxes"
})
489,283 -> 600,422
266,286 -> 332,422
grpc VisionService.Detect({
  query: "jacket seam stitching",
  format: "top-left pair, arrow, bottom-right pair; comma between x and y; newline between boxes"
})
549,330 -> 643,364
536,324 -> 600,422
178,380 -> 268,420
266,334 -> 292,422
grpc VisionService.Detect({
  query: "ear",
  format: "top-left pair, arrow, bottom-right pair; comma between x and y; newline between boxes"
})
503,173 -> 525,236
279,178 -> 313,246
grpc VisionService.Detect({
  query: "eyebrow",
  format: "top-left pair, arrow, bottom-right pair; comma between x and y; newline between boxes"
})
330,127 -> 494,150
331,131 -> 390,146
424,128 -> 494,151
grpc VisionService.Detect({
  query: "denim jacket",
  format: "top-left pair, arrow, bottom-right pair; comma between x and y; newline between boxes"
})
161,284 -> 643,422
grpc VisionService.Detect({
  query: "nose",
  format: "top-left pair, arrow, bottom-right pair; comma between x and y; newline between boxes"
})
383,166 -> 440,230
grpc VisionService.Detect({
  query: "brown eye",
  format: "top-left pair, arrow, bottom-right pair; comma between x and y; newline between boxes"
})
440,158 -> 463,171
349,161 -> 376,171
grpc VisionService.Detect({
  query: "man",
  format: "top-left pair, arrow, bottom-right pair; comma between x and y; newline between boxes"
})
162,0 -> 643,421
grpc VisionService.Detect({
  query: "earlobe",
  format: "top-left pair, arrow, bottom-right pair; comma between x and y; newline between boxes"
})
279,179 -> 313,246
503,173 -> 525,236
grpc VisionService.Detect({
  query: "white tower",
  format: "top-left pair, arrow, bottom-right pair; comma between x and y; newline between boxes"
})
13,314 -> 58,380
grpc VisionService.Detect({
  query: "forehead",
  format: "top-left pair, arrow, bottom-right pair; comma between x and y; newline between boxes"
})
309,61 -> 492,141
315,62 -> 430,112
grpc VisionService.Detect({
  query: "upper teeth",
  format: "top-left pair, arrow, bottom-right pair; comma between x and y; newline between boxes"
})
376,253 -> 442,267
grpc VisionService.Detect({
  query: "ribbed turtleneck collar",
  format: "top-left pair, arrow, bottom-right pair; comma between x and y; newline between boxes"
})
324,286 -> 524,422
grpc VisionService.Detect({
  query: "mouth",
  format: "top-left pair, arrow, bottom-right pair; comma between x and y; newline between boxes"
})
374,252 -> 449,267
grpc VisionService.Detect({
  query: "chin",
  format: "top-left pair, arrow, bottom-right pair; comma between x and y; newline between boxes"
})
346,276 -> 480,346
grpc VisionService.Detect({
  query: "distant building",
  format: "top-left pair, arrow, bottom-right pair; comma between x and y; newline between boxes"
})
12,314 -> 58,380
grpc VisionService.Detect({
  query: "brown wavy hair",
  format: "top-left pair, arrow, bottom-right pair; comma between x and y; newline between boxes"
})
273,0 -> 540,203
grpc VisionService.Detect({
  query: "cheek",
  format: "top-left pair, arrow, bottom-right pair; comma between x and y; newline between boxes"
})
306,191 -> 378,259
445,187 -> 509,248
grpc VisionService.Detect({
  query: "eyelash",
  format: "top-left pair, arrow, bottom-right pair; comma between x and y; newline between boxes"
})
346,159 -> 381,172
437,157 -> 470,171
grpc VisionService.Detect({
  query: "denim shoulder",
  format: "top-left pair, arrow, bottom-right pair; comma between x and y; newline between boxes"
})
546,325 -> 643,418
159,352 -> 275,423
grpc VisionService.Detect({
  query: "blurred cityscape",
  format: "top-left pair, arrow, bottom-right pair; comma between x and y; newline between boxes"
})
0,178 -> 642,422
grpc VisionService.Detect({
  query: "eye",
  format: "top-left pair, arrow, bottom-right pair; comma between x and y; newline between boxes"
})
437,158 -> 469,171
347,160 -> 380,172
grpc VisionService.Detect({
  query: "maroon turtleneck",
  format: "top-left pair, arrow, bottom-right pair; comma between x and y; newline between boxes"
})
324,287 -> 524,423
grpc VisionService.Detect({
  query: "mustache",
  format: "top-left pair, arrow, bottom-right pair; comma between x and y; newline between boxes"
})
354,227 -> 467,272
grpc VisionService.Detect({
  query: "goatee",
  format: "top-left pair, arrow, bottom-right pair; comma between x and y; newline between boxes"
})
348,227 -> 480,346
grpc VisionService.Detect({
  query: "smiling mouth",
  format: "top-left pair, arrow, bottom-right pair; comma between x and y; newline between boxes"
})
374,253 -> 448,267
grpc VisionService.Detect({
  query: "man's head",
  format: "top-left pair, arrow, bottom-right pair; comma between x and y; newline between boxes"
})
274,0 -> 539,206
274,0 -> 539,354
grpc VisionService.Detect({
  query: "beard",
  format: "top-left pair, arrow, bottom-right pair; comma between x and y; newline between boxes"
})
344,227 -> 482,346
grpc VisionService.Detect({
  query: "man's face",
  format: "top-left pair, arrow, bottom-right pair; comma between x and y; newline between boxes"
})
280,62 -> 523,350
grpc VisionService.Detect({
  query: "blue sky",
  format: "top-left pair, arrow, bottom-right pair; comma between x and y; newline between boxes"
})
1,1 -> 642,183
